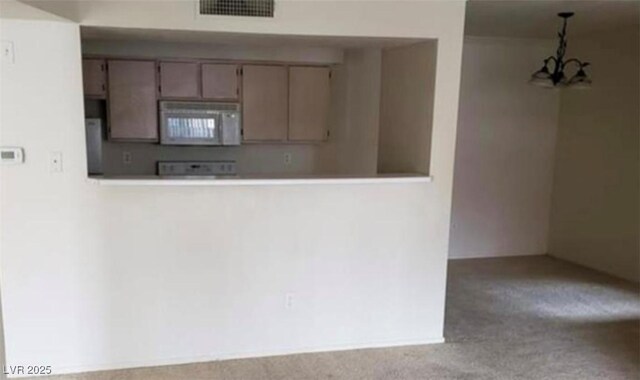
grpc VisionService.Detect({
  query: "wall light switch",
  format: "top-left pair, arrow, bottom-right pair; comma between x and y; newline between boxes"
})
284,152 -> 292,166
50,151 -> 63,173
2,40 -> 15,64
285,293 -> 295,310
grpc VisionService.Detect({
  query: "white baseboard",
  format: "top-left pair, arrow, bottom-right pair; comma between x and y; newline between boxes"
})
448,252 -> 545,260
12,337 -> 445,378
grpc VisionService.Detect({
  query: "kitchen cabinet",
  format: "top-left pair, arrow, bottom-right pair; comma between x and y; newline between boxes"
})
107,60 -> 158,141
202,63 -> 239,100
288,66 -> 331,141
159,61 -> 200,98
91,55 -> 332,144
242,65 -> 288,141
82,59 -> 106,98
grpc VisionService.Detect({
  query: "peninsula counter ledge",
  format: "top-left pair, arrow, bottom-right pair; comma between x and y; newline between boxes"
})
88,174 -> 432,186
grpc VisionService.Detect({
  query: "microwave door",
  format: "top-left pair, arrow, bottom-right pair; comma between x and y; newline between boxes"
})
161,114 -> 222,145
159,101 -> 238,146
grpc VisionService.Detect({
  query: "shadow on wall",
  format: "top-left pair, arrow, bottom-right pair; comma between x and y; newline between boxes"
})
378,40 -> 437,175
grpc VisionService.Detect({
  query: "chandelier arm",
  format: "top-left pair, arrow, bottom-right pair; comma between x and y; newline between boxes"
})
562,58 -> 586,69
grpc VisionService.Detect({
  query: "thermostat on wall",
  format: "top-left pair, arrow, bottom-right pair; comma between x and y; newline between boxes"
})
0,147 -> 24,164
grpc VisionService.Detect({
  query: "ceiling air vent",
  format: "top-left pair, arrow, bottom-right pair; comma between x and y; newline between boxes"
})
199,0 -> 274,18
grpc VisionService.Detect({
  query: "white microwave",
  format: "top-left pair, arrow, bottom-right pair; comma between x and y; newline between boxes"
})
159,101 -> 241,146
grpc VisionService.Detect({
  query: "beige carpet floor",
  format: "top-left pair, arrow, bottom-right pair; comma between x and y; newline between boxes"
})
27,256 -> 640,380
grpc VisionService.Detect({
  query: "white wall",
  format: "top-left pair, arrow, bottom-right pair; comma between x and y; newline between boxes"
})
378,41 -> 437,174
449,37 -> 560,259
0,0 -> 466,375
0,293 -> 5,380
548,28 -> 640,282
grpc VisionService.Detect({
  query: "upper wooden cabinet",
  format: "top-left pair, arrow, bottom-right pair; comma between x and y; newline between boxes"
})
288,66 -> 331,142
107,60 -> 158,141
84,56 -> 332,144
202,64 -> 239,100
82,59 -> 106,98
159,62 -> 200,98
242,65 -> 289,142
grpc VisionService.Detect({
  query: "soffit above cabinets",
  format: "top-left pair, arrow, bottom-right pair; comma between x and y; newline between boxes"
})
80,26 -> 427,49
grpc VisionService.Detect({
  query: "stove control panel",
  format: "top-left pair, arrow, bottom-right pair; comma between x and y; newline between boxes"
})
158,161 -> 236,176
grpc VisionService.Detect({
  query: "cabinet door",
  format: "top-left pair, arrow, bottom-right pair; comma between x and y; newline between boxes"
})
159,62 -> 199,98
202,64 -> 239,100
242,65 -> 288,141
82,59 -> 106,97
107,60 -> 158,141
288,66 -> 331,141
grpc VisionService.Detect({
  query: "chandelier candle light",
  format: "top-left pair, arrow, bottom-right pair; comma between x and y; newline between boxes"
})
530,12 -> 592,89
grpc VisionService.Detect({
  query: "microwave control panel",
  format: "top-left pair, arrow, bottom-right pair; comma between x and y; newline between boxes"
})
158,161 -> 237,176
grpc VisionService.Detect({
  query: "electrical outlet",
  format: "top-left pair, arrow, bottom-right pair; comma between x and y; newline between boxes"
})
284,152 -> 292,166
1,40 -> 14,64
285,293 -> 295,309
122,151 -> 132,165
50,151 -> 63,173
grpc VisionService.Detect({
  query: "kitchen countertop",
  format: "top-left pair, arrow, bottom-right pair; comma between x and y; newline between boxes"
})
88,173 -> 432,186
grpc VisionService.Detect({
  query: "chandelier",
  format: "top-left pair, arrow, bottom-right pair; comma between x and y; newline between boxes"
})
530,12 -> 592,89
